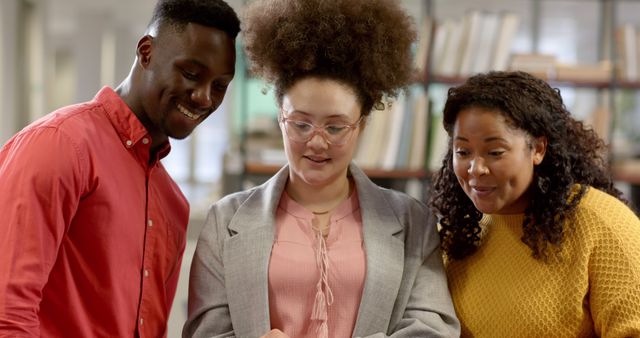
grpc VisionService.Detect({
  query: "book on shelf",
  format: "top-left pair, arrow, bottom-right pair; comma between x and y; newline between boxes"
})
430,10 -> 521,77
585,105 -> 611,142
394,97 -> 415,170
615,23 -> 638,82
430,18 -> 450,77
427,113 -> 449,173
354,103 -> 391,168
555,61 -> 611,83
510,53 -> 613,83
458,11 -> 484,77
492,12 -> 521,71
354,91 -> 430,172
509,53 -> 557,79
436,18 -> 464,77
414,16 -> 434,78
407,92 -> 430,171
471,11 -> 501,75
381,98 -> 407,169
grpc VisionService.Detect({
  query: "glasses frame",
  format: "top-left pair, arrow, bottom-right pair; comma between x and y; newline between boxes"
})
278,111 -> 364,146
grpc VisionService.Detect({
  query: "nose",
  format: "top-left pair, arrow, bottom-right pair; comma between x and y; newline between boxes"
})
468,157 -> 489,176
306,129 -> 330,149
190,84 -> 213,109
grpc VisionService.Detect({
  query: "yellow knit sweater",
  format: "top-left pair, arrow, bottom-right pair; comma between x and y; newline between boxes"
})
446,187 -> 640,338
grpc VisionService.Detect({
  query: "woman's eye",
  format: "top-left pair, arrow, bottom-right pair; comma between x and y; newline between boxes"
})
455,149 -> 469,156
292,121 -> 311,131
489,150 -> 505,156
325,125 -> 347,135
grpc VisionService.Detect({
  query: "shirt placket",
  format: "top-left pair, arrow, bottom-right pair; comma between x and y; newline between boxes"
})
136,141 -> 158,338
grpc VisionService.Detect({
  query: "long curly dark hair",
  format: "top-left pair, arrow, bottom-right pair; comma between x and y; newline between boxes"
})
241,0 -> 416,115
430,71 -> 625,260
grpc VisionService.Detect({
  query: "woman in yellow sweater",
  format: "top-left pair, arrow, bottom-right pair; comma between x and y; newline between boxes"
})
430,71 -> 640,337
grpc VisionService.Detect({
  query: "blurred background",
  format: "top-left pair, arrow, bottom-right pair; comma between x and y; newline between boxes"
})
2,0 -> 639,336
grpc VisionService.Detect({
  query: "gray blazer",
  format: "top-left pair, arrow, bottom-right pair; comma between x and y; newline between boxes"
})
183,164 -> 460,338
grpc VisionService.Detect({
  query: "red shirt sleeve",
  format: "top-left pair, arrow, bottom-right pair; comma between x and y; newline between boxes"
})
0,126 -> 87,336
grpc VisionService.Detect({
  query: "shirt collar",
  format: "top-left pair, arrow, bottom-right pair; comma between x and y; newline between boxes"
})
94,86 -> 171,159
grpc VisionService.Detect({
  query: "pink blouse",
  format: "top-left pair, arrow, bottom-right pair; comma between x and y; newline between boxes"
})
268,192 -> 365,338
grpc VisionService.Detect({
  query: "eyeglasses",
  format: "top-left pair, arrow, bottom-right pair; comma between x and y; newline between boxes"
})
279,112 -> 363,146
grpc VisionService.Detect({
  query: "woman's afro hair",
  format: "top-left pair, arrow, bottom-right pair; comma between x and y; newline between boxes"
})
242,0 -> 417,115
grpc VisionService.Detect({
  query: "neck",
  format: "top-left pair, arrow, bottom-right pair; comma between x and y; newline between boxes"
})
286,173 -> 352,215
115,77 -> 167,153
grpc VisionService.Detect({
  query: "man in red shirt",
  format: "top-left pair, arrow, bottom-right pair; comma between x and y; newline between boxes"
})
0,0 -> 239,337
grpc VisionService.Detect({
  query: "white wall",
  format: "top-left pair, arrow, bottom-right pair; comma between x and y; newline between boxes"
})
0,0 -> 20,145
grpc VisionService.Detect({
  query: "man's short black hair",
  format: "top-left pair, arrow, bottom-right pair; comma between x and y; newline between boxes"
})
148,0 -> 240,39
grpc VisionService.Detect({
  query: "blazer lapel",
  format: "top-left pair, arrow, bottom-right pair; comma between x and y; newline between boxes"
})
223,166 -> 289,337
350,165 -> 405,337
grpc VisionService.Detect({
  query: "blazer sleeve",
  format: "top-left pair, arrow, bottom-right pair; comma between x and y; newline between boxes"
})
182,205 -> 235,338
359,201 -> 461,338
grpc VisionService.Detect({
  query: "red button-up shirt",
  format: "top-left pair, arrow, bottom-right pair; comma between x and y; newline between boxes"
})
0,87 -> 189,337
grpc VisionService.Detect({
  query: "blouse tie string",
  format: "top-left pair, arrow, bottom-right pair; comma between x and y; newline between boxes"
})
311,217 -> 334,338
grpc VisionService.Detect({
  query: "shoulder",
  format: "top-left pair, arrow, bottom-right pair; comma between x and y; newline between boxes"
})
570,186 -> 640,253
350,163 -> 431,220
382,187 -> 430,218
1,106 -> 97,178
6,99 -> 106,162
210,187 -> 260,216
31,99 -> 103,132
364,177 -> 432,221
361,182 -> 437,249
574,187 -> 639,229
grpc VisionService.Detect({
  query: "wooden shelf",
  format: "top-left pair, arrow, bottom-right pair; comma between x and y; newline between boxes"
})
612,160 -> 640,185
615,81 -> 640,90
244,161 -> 429,179
426,74 -> 616,89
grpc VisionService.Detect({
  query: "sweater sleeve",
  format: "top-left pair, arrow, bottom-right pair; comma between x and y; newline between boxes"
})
0,127 -> 86,337
585,193 -> 640,338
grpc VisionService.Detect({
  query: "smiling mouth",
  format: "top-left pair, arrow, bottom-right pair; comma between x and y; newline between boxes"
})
177,103 -> 204,121
471,186 -> 495,195
305,156 -> 329,163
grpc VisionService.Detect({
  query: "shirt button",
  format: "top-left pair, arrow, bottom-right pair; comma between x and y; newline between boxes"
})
147,219 -> 153,227
142,138 -> 149,145
144,269 -> 149,277
125,140 -> 133,147
140,317 -> 144,326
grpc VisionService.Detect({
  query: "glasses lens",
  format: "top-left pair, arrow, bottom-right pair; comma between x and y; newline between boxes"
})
284,120 -> 311,142
325,126 -> 350,145
282,118 -> 356,145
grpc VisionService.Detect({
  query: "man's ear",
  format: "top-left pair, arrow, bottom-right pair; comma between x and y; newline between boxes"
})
136,35 -> 154,67
532,136 -> 547,165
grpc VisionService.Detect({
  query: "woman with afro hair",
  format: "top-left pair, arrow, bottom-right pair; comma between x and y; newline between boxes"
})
431,70 -> 640,337
183,0 -> 460,337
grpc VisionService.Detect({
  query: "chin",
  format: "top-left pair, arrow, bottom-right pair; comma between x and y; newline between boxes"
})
471,201 -> 499,214
292,168 -> 331,187
168,129 -> 195,140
